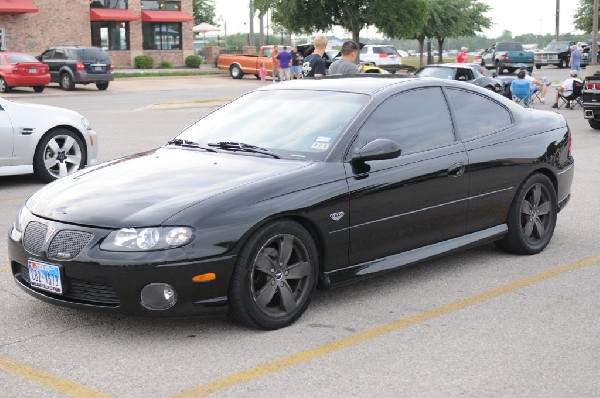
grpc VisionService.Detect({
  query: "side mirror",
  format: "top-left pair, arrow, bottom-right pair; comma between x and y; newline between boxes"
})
351,138 -> 401,163
36,55 -> 41,61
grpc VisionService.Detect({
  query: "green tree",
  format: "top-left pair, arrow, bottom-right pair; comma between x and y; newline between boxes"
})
269,0 -> 429,58
193,0 -> 216,25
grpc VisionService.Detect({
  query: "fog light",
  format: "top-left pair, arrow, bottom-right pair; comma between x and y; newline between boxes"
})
140,283 -> 177,310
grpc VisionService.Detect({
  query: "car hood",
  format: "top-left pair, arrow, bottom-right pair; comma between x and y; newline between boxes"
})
26,147 -> 311,228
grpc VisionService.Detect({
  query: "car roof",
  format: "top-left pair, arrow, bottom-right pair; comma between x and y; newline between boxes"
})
257,76 -> 417,95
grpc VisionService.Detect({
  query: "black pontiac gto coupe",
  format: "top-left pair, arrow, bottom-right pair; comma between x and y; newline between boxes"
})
9,76 -> 574,330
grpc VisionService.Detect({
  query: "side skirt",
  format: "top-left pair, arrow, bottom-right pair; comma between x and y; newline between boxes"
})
321,224 -> 508,287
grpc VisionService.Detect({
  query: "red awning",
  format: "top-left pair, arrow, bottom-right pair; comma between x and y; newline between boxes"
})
0,0 -> 38,13
90,8 -> 140,22
141,10 -> 193,23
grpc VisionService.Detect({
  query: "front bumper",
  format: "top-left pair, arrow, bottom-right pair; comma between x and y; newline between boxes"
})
8,216 -> 235,318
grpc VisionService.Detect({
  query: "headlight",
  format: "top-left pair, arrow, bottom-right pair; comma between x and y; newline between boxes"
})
81,117 -> 91,131
14,205 -> 31,233
100,226 -> 194,251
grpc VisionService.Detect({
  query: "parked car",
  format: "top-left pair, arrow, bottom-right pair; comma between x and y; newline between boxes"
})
414,63 -> 504,95
479,42 -> 534,74
582,71 -> 600,129
38,45 -> 114,90
359,44 -> 402,72
8,77 -> 574,330
0,52 -> 50,93
0,97 -> 98,182
534,41 -> 589,69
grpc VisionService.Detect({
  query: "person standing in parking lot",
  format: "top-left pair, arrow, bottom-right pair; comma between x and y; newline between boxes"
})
302,35 -> 328,78
329,40 -> 360,75
276,46 -> 293,81
290,46 -> 303,79
456,47 -> 469,63
569,45 -> 582,72
271,46 -> 280,82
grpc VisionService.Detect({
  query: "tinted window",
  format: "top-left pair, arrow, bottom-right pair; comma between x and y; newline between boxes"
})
446,88 -> 512,139
416,67 -> 456,79
74,48 -> 111,62
356,87 -> 455,154
372,46 -> 397,55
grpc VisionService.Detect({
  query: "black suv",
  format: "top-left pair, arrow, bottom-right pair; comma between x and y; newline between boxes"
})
39,46 -> 114,90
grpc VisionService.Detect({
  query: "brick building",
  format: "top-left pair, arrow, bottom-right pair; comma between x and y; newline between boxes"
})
0,0 -> 195,67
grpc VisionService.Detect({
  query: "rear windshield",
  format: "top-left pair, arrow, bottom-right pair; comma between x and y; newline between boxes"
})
6,54 -> 38,63
373,46 -> 397,55
73,48 -> 111,62
496,43 -> 524,51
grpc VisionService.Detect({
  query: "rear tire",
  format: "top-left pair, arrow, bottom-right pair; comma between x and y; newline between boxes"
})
33,86 -> 45,93
96,81 -> 109,90
230,64 -> 244,79
60,73 -> 75,90
588,119 -> 600,129
495,174 -> 557,255
558,59 -> 566,69
536,64 -> 542,70
229,219 -> 318,330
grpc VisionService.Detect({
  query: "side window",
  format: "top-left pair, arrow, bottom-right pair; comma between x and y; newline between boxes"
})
360,47 -> 367,54
356,87 -> 455,154
446,88 -> 512,140
54,50 -> 67,60
41,50 -> 55,60
262,49 -> 271,58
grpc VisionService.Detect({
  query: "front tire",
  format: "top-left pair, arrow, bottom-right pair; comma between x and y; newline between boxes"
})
496,61 -> 504,75
229,220 -> 319,330
230,64 -> 244,79
33,129 -> 86,182
0,77 -> 11,93
558,59 -> 566,69
495,174 -> 557,255
60,73 -> 75,90
588,119 -> 600,129
536,64 -> 542,70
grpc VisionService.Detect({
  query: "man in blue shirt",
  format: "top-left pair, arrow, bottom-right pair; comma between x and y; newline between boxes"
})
569,45 -> 582,72
276,46 -> 293,81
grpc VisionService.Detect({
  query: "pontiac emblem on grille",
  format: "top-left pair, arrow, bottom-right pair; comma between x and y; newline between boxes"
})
330,211 -> 345,221
45,227 -> 56,243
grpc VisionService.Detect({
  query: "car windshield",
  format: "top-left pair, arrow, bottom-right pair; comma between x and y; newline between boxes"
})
415,67 -> 456,80
544,42 -> 570,52
6,54 -> 39,63
177,90 -> 369,160
373,46 -> 397,55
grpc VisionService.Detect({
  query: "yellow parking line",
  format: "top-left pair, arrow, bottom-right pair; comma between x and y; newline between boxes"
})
0,196 -> 27,203
0,265 -> 10,272
170,254 -> 600,398
0,355 -> 112,398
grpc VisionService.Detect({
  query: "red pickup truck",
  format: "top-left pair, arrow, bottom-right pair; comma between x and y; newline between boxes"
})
217,46 -> 277,79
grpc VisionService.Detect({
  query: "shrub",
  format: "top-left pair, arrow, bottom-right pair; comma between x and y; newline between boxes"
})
185,55 -> 204,68
134,55 -> 154,69
160,61 -> 173,69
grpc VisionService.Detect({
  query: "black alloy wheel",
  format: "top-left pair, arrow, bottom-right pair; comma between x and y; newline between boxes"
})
496,173 -> 557,255
229,220 -> 318,330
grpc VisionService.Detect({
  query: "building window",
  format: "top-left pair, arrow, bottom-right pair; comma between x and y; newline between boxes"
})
92,22 -> 130,50
143,23 -> 181,50
90,0 -> 128,8
141,1 -> 181,11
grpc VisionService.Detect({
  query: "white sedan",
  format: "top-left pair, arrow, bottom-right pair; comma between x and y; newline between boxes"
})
0,97 -> 98,182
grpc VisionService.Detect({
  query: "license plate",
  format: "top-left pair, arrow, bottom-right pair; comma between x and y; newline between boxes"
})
28,259 -> 63,294
29,68 -> 37,73
94,66 -> 103,72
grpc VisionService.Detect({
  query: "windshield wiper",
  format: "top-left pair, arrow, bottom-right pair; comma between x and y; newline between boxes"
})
207,142 -> 281,159
167,139 -> 216,152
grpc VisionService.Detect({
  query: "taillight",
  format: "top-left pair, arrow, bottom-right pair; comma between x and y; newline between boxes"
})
76,61 -> 86,71
568,129 -> 572,154
379,53 -> 388,58
586,83 -> 600,89
503,55 -> 509,61
110,64 -> 115,72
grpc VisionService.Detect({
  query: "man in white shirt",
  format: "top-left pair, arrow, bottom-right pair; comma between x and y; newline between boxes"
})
551,70 -> 583,108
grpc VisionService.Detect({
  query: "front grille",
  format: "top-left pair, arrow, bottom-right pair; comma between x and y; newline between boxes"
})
48,230 -> 94,260
19,264 -> 120,307
23,222 -> 47,255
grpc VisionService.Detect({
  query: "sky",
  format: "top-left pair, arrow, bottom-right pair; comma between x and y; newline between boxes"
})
213,0 -> 582,39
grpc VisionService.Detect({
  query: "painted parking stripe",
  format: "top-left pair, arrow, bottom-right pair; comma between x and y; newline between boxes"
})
0,196 -> 27,203
0,355 -> 111,398
0,265 -> 9,272
170,254 -> 600,398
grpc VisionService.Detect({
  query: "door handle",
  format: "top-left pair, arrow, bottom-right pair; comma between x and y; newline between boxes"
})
448,162 -> 465,177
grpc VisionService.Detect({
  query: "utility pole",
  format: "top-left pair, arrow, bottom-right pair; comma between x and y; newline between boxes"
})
593,0 -> 599,66
555,0 -> 560,42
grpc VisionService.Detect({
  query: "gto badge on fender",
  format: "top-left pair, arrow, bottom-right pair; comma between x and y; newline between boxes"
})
330,211 -> 345,221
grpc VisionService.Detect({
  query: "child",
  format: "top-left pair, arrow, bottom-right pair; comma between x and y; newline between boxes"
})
259,62 -> 267,83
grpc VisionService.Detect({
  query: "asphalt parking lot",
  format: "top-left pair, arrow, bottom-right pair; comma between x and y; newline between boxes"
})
1,67 -> 599,397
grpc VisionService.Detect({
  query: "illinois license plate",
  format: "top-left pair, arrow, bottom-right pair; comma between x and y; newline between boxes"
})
28,259 -> 63,294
